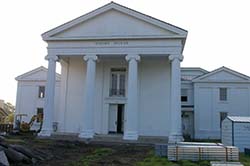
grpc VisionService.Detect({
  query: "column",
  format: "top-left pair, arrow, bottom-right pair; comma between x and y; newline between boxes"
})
123,54 -> 140,140
79,54 -> 98,139
38,55 -> 58,137
58,59 -> 69,132
168,54 -> 184,143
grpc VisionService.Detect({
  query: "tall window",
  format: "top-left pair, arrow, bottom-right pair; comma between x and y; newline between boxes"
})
219,88 -> 227,101
110,68 -> 126,97
38,86 -> 45,98
181,89 -> 188,102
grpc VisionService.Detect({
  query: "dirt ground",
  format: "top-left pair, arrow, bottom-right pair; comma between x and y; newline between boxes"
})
4,135 -> 250,166
6,136 -> 153,166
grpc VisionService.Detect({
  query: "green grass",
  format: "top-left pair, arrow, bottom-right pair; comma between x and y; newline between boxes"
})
136,155 -> 177,166
68,147 -> 113,166
32,138 -> 54,145
136,151 -> 210,166
4,138 -> 26,144
240,153 -> 250,166
137,152 -> 250,166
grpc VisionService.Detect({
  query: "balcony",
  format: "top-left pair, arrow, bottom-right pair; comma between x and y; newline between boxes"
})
109,89 -> 125,97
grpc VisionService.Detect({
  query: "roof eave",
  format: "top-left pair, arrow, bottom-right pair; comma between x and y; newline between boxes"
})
15,66 -> 61,81
43,35 -> 187,41
192,80 -> 250,83
192,66 -> 250,82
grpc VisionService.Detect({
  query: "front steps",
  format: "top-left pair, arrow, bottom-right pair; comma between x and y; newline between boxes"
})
48,132 -> 168,145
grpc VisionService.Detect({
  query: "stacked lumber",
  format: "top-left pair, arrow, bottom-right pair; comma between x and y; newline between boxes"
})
168,142 -> 239,161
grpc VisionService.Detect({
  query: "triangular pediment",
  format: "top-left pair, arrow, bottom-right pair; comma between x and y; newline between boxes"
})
16,66 -> 61,81
192,67 -> 250,83
53,9 -> 178,39
42,2 -> 187,40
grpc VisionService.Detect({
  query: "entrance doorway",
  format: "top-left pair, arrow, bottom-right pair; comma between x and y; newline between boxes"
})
109,104 -> 124,134
182,111 -> 194,140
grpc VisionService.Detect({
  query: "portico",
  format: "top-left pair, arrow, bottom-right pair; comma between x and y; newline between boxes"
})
39,2 -> 187,142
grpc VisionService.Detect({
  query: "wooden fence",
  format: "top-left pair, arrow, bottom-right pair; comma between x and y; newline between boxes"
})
0,124 -> 13,133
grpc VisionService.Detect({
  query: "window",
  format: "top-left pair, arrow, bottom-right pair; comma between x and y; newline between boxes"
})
220,112 -> 228,128
181,89 -> 188,102
219,88 -> 227,101
38,86 -> 45,98
110,68 -> 126,97
37,108 -> 44,123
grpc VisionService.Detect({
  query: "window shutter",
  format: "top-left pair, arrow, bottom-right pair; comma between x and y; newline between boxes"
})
111,74 -> 118,95
119,74 -> 125,96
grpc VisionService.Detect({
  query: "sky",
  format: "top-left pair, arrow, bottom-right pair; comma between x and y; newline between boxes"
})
0,0 -> 250,105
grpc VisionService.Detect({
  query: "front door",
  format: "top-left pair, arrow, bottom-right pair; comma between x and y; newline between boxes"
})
109,104 -> 124,134
182,111 -> 194,140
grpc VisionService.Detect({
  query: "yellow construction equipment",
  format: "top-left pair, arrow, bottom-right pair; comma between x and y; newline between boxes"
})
14,113 -> 43,133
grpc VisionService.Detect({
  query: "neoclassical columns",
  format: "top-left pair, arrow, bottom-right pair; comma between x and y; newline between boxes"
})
79,54 -> 98,139
38,55 -> 58,137
168,54 -> 184,143
124,54 -> 140,140
37,52 -> 184,141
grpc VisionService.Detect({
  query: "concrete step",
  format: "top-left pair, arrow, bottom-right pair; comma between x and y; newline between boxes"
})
49,133 -> 168,145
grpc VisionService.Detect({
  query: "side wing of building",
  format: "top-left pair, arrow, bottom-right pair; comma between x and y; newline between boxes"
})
191,67 -> 250,139
15,66 -> 61,130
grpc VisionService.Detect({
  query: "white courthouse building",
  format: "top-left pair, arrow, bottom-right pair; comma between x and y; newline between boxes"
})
15,2 -> 250,142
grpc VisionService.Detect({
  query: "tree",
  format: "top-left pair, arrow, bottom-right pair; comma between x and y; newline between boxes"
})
4,113 -> 14,124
